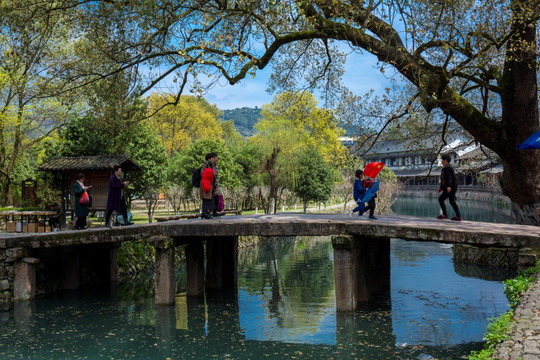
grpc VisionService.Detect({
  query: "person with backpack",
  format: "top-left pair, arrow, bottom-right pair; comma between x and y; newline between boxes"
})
437,154 -> 462,221
199,152 -> 218,219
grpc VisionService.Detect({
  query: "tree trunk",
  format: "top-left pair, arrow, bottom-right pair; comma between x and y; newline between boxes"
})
432,1 -> 540,225
498,0 -> 540,225
265,147 -> 280,214
1,176 -> 13,206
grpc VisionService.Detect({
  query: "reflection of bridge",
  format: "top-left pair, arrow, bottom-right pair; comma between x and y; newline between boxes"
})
1,214 -> 538,311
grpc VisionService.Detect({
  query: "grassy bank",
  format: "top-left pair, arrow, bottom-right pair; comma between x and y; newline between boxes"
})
469,260 -> 540,359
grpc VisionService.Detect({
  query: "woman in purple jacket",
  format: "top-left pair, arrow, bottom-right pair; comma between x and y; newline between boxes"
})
105,164 -> 133,227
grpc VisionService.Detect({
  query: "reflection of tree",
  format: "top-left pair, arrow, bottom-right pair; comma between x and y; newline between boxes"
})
238,236 -> 335,333
264,250 -> 284,326
391,238 -> 432,265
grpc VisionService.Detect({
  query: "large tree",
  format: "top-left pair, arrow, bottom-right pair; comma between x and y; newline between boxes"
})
0,1 -> 79,205
25,0 -> 540,224
252,91 -> 347,213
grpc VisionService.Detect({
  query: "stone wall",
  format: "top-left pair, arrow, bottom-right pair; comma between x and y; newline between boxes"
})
453,244 -> 538,270
453,244 -> 519,268
0,247 -> 15,304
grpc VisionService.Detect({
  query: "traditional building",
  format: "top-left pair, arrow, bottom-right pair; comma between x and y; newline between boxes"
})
346,131 -> 501,186
38,155 -> 142,225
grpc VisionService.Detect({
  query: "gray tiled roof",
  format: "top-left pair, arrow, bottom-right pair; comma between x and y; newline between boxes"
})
38,155 -> 142,172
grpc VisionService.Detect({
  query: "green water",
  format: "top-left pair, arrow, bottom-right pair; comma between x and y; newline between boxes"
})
0,236 -> 511,359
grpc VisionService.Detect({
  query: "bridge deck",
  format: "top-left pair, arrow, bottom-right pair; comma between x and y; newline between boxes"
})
0,214 -> 539,249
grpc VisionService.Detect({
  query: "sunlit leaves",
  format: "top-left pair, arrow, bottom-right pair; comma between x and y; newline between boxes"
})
147,93 -> 223,156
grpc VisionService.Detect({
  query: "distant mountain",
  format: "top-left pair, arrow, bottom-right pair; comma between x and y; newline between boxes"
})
221,107 -> 261,137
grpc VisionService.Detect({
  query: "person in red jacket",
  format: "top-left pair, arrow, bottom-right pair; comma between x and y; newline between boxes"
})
200,152 -> 217,219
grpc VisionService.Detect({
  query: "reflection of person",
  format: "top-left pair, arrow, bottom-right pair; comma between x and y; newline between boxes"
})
73,173 -> 90,230
437,154 -> 462,221
348,170 -> 366,218
105,164 -> 133,227
362,176 -> 378,220
200,152 -> 217,219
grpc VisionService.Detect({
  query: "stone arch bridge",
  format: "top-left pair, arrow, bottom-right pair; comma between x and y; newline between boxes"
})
1,214 -> 538,311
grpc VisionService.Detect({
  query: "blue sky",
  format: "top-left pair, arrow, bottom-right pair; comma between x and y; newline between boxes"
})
203,51 -> 398,110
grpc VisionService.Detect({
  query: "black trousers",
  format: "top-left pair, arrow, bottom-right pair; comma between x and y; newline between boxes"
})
364,197 -> 376,217
49,216 -> 60,229
439,190 -> 461,217
75,216 -> 86,229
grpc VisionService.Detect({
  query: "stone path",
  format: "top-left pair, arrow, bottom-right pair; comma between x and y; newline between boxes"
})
493,274 -> 540,360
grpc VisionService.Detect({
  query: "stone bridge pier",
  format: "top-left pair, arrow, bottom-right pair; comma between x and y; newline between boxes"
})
153,236 -> 239,305
332,235 -> 391,311
10,243 -> 120,301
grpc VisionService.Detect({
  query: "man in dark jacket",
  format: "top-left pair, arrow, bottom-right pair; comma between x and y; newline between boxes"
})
437,154 -> 462,221
105,164 -> 133,227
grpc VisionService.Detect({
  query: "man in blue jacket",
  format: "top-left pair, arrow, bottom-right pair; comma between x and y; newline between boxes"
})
349,169 -> 366,218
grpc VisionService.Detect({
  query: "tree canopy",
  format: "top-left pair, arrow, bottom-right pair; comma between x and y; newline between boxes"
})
4,0 -> 540,223
148,93 -> 223,156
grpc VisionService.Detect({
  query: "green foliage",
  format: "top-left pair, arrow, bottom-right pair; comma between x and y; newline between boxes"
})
222,107 -> 261,137
503,261 -> 540,310
378,166 -> 398,184
117,240 -> 156,276
148,93 -> 223,156
55,116 -> 116,156
230,141 -> 265,188
469,260 -> 540,359
294,148 -> 336,210
468,311 -> 512,360
167,138 -> 242,192
123,123 -> 169,198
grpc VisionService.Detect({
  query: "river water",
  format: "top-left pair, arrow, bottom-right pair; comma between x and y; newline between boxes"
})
0,199 -> 513,359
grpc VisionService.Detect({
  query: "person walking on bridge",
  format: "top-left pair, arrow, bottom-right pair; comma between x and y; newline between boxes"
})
200,152 -> 218,219
73,173 -> 90,230
105,164 -> 133,227
437,154 -> 461,221
348,169 -> 366,218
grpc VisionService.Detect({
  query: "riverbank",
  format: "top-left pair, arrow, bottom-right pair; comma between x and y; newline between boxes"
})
399,185 -> 511,205
492,272 -> 540,360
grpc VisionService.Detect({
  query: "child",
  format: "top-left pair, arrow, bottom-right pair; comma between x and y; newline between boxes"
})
349,169 -> 366,218
362,176 -> 378,220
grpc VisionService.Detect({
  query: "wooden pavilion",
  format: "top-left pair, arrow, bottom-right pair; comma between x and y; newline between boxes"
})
38,155 -> 142,225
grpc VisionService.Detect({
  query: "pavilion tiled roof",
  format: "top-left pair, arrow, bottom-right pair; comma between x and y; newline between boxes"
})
38,155 -> 142,172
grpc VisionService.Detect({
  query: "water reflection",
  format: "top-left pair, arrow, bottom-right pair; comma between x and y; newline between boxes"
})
0,237 -> 512,360
392,196 -> 514,223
